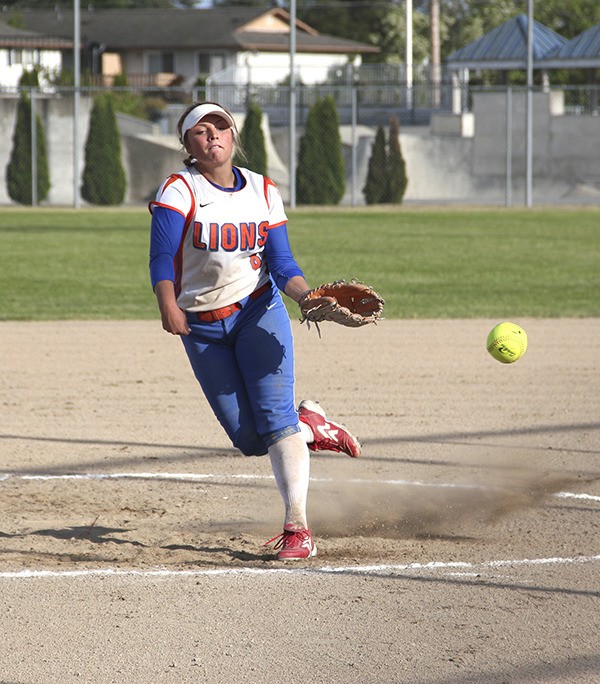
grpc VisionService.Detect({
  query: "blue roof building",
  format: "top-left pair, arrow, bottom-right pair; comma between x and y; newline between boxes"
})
447,13 -> 567,71
541,23 -> 600,69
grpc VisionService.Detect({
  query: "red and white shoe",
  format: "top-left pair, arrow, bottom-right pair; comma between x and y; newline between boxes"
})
298,400 -> 361,458
265,524 -> 317,560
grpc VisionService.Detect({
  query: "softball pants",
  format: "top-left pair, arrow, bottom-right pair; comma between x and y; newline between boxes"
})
182,282 -> 300,456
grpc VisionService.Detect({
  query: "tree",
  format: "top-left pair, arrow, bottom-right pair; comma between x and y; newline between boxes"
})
298,0 -> 429,65
213,0 -> 269,6
363,117 -> 408,205
4,0 -> 187,8
81,93 -> 127,205
234,101 -> 267,176
296,96 -> 345,205
319,96 -> 346,202
362,125 -> 387,205
6,71 -> 50,205
436,0 -> 600,61
383,116 -> 408,204
297,0 -> 600,67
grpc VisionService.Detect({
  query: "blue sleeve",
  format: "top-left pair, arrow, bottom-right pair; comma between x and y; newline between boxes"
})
149,206 -> 185,288
263,223 -> 304,292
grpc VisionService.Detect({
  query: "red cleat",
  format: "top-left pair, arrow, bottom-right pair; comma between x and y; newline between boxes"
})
298,400 -> 361,458
265,524 -> 317,560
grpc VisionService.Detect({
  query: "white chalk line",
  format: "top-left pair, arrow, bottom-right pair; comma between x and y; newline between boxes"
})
0,554 -> 599,581
1,472 -> 597,582
1,471 -> 598,502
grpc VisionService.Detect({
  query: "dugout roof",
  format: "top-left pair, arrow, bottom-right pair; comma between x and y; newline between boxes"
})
447,13 -> 567,71
540,23 -> 600,69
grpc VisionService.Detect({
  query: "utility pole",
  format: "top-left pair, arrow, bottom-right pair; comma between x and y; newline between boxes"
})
405,0 -> 413,110
526,0 -> 534,208
289,0 -> 297,208
73,0 -> 81,208
430,0 -> 441,109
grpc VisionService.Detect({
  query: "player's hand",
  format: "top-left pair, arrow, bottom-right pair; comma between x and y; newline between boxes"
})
161,306 -> 190,336
155,280 -> 191,336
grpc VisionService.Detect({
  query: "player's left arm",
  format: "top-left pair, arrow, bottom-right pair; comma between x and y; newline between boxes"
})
262,223 -> 309,301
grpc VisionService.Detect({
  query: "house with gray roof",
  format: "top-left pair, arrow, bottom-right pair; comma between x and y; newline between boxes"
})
16,7 -> 379,88
0,19 -> 73,87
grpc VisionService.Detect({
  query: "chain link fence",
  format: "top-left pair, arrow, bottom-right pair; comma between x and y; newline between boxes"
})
1,81 -> 599,208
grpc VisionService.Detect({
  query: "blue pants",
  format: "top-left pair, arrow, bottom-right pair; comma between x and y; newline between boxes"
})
182,282 -> 300,456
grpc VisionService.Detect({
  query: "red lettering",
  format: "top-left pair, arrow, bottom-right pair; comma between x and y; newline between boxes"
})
194,222 -> 266,252
257,221 -> 269,247
221,223 -> 238,251
209,223 -> 219,251
192,221 -> 206,249
240,223 -> 256,250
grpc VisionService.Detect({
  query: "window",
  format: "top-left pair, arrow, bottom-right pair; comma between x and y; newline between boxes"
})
23,49 -> 39,66
148,52 -> 174,74
197,53 -> 227,75
10,49 -> 23,66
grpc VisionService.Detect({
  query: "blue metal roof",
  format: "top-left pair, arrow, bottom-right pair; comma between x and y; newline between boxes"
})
447,14 -> 567,69
541,23 -> 600,68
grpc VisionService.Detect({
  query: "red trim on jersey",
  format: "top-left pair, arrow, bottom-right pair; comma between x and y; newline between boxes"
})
268,219 -> 287,230
263,176 -> 278,210
166,173 -> 196,299
148,200 -> 187,218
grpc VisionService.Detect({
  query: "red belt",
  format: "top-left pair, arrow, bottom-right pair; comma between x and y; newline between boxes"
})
194,282 -> 270,323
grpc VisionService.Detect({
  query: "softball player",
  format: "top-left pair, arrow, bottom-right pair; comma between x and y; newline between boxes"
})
149,101 -> 360,560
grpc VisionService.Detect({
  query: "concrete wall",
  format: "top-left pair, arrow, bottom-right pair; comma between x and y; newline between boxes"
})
0,97 -> 288,206
1,91 -> 599,207
424,90 -> 600,203
0,95 -> 92,206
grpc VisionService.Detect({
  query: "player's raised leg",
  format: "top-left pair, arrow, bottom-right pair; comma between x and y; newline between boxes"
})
298,400 -> 361,458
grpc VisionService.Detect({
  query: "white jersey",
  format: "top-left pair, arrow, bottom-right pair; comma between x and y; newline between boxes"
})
151,166 -> 287,312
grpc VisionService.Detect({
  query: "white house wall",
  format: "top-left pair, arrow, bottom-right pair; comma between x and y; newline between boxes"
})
233,51 -> 357,85
0,49 -> 62,87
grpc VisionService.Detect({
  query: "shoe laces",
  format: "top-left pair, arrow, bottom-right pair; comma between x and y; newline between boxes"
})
264,527 -> 310,550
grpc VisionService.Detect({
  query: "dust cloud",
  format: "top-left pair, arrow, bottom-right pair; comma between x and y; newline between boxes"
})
308,469 -> 588,540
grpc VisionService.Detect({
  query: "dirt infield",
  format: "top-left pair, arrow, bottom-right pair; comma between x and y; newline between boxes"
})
1,319 -> 599,683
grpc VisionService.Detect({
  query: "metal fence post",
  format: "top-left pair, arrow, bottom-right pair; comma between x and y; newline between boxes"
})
351,86 -> 357,207
73,0 -> 82,209
525,0 -> 534,208
289,0 -> 297,208
506,87 -> 512,208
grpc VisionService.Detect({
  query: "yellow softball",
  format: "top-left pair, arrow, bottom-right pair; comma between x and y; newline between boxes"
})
486,322 -> 528,364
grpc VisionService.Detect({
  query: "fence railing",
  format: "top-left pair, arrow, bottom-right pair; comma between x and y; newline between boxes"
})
1,83 -> 599,208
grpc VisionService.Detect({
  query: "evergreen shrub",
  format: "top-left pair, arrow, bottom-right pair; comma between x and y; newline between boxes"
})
297,95 -> 345,205
6,70 -> 50,205
81,94 -> 127,205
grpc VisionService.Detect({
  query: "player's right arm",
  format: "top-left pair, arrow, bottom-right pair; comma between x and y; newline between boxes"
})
154,279 -> 190,336
149,205 -> 190,336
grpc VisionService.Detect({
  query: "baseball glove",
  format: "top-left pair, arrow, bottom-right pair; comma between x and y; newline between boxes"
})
299,279 -> 385,329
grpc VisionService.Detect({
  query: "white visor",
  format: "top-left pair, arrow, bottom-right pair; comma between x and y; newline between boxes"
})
179,104 -> 235,144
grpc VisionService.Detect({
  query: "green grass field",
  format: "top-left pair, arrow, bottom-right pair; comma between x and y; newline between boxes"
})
1,206 -> 599,320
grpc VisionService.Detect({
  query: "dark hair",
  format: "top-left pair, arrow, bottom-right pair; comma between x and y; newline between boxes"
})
177,101 -> 246,166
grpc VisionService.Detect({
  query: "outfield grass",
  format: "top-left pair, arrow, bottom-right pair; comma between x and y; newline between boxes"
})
0,206 -> 599,320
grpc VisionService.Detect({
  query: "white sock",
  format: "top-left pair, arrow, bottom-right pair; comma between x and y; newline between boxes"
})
298,420 -> 314,444
268,432 -> 310,528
